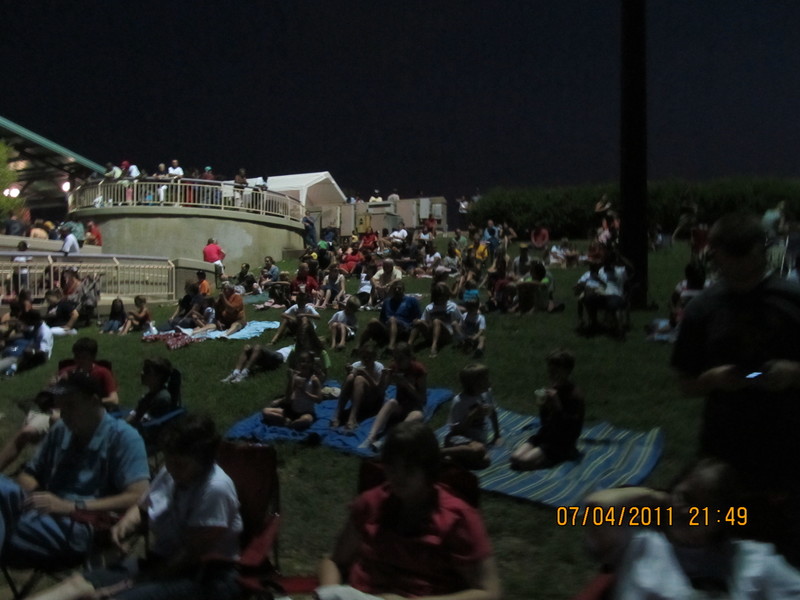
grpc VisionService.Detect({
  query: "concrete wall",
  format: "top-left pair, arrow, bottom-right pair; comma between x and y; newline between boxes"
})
73,206 -> 305,267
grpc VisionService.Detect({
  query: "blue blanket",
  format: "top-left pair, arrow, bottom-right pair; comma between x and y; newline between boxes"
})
162,320 -> 279,340
225,385 -> 454,455
434,407 -> 663,507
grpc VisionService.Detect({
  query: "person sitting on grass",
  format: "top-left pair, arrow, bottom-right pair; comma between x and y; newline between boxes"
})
358,280 -> 422,355
459,298 -> 487,358
0,309 -> 53,377
574,261 -> 605,331
317,266 -> 347,309
289,262 -> 319,303
119,295 -> 152,335
269,290 -> 320,345
262,351 -> 322,430
328,296 -> 361,351
331,341 -> 386,431
408,282 -> 463,357
413,240 -> 442,277
316,421 -> 501,600
254,270 -> 292,310
28,414 -> 243,600
188,295 -> 216,334
99,297 -> 127,334
43,288 -> 79,336
442,363 -> 501,470
127,357 -> 179,428
584,459 -> 800,598
359,343 -> 427,449
370,258 -> 403,308
192,283 -> 246,337
510,349 -> 585,470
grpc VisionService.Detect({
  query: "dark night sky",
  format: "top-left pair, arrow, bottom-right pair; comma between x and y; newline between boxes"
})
3,1 -> 799,199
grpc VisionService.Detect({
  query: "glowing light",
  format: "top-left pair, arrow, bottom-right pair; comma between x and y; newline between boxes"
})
61,181 -> 71,192
8,187 -> 20,198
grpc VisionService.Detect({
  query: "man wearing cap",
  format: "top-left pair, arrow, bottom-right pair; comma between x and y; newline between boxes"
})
0,371 -> 149,567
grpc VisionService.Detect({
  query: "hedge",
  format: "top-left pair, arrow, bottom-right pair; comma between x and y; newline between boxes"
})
466,177 -> 800,239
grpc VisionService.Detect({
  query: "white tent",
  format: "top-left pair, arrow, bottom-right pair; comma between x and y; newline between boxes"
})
266,171 -> 345,207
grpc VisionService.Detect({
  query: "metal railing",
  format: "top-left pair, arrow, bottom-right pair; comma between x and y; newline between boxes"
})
69,179 -> 304,222
1,252 -> 176,301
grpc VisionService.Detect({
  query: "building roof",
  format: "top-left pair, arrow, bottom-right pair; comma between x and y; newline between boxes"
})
266,171 -> 345,206
1,115 -> 105,213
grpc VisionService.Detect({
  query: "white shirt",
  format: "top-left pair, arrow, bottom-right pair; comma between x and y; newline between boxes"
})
34,323 -> 54,357
61,233 -> 80,254
168,165 -> 184,178
148,464 -> 242,561
350,360 -> 384,383
328,310 -> 358,330
599,266 -> 628,296
389,229 -> 408,241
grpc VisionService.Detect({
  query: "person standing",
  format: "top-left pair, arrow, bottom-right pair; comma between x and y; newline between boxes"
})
672,212 -> 800,564
202,238 -> 226,278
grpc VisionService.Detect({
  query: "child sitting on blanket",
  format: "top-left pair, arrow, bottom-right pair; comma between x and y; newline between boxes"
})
328,296 -> 361,351
509,348 -> 585,470
441,363 -> 501,470
359,343 -> 427,450
331,341 -> 386,431
262,351 -> 323,430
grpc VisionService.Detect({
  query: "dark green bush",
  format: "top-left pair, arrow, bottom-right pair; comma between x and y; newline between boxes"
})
467,177 -> 800,239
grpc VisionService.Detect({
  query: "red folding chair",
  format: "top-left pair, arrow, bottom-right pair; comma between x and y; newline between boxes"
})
215,441 -> 283,599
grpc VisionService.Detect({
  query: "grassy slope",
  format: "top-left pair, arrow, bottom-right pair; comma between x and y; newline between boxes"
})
0,241 -> 699,599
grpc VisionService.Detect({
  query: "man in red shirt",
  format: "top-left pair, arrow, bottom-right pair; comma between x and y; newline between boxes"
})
56,337 -> 119,408
202,238 -> 226,277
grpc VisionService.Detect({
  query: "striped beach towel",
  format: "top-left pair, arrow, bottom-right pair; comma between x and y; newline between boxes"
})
436,407 -> 663,507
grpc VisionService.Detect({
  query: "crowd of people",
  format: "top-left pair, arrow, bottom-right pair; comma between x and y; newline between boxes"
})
3,199 -> 800,598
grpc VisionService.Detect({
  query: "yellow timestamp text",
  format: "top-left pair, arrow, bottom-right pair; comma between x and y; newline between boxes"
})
556,506 -> 673,527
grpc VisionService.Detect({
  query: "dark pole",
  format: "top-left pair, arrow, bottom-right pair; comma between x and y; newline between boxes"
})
620,0 -> 648,308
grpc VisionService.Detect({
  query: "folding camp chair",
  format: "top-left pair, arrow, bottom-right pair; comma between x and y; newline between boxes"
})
215,441 -> 283,599
1,509 -> 124,599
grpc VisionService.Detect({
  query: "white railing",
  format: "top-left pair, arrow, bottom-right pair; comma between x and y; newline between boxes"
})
1,252 -> 176,300
70,179 -> 305,222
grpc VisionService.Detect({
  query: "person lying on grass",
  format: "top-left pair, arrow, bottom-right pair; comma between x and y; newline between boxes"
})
316,421 -> 501,600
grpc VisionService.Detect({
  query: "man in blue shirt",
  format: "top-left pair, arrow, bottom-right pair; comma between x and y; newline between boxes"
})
0,371 -> 149,567
359,280 -> 421,354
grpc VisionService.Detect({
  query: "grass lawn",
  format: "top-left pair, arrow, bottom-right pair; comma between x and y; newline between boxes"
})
0,241 -> 700,600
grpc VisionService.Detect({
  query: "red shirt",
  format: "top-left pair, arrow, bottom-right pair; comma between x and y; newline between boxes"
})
290,274 -> 319,294
348,483 -> 491,597
390,359 -> 427,412
57,363 -> 117,398
203,243 -> 225,263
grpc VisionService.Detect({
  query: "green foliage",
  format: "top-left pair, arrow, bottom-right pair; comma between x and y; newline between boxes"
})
0,141 -> 22,216
469,177 -> 800,239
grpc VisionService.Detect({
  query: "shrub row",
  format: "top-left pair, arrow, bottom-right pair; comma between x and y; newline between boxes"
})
466,177 -> 800,239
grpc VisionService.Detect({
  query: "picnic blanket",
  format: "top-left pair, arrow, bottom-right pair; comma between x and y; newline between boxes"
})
225,384 -> 453,454
434,407 -> 663,507
170,320 -> 279,340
